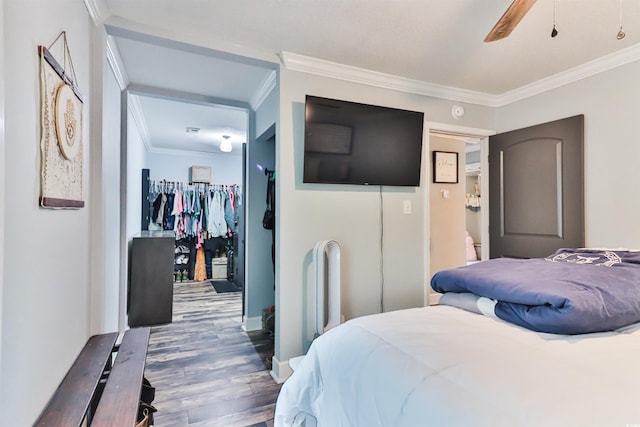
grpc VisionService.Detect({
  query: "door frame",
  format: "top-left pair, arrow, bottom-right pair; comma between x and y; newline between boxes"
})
424,122 -> 495,305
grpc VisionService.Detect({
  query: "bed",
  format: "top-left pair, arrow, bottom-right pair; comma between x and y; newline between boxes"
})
274,248 -> 640,426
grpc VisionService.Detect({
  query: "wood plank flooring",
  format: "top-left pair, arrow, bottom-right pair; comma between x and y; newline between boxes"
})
145,280 -> 280,426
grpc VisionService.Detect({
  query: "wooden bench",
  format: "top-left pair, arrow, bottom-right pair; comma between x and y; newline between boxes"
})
34,327 -> 151,426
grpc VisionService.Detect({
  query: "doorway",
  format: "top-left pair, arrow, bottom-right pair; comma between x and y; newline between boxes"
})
426,124 -> 493,304
107,27 -> 279,333
125,90 -> 248,329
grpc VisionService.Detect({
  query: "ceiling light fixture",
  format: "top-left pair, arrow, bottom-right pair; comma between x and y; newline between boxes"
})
220,135 -> 232,152
617,0 -> 626,40
550,0 -> 558,37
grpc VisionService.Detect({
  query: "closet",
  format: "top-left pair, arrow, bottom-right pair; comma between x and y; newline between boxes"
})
465,145 -> 482,262
142,172 -> 242,284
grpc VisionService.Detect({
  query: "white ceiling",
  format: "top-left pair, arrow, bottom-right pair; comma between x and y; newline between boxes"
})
102,0 -> 640,153
132,95 -> 249,154
109,29 -> 276,155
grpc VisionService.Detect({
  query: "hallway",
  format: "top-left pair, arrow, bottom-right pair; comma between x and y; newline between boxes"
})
144,280 -> 280,426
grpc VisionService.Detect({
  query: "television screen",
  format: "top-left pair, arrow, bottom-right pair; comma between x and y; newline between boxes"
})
303,95 -> 424,186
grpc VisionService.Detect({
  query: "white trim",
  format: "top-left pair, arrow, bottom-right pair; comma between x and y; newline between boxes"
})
127,94 -> 151,151
270,355 -> 292,384
281,51 -> 493,106
424,123 -> 495,306
426,122 -> 496,138
282,47 -> 640,107
250,70 -> 276,111
105,35 -> 128,90
242,315 -> 263,332
495,43 -> 640,106
83,0 -> 109,25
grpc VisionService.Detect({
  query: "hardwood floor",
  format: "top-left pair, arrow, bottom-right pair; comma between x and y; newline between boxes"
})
145,280 -> 281,426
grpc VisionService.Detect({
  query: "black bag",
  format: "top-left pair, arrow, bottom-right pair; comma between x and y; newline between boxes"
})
138,377 -> 157,425
262,209 -> 274,230
141,377 -> 155,405
262,172 -> 275,230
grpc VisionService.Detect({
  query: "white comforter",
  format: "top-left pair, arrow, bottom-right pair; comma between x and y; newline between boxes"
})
275,305 -> 640,427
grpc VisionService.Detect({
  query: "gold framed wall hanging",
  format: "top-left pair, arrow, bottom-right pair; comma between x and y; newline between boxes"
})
38,31 -> 84,208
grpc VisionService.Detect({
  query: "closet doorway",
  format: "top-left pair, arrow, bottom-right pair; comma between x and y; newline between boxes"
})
134,94 -> 245,274
426,125 -> 492,304
111,27 -> 279,346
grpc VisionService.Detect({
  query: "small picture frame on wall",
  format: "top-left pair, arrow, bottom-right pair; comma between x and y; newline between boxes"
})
433,151 -> 458,183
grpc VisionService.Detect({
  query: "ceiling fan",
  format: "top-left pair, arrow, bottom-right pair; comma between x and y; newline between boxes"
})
485,0 -> 537,42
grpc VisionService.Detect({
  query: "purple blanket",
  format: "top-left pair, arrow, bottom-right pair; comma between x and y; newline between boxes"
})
430,248 -> 640,334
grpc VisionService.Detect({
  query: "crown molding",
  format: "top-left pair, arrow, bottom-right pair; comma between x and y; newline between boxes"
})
127,94 -> 151,151
282,46 -> 640,107
83,0 -> 110,25
495,43 -> 640,107
281,51 -> 494,106
105,35 -> 129,90
250,70 -> 277,111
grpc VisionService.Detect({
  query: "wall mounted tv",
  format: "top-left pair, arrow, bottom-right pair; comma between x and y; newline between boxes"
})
303,95 -> 424,187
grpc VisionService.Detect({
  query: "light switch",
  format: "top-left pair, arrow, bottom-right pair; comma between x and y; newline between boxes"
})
441,189 -> 450,199
403,200 -> 412,214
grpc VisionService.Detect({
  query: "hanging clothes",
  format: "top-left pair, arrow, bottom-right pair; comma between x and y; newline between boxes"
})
224,188 -> 235,235
148,180 -> 241,242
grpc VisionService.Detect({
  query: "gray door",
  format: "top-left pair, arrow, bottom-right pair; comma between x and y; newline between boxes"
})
489,115 -> 584,259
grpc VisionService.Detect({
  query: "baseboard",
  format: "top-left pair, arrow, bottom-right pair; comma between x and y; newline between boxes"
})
270,355 -> 292,384
242,315 -> 262,332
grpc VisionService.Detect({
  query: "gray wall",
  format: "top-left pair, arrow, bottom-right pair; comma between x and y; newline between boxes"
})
242,87 -> 279,329
245,132 -> 276,327
495,61 -> 640,249
273,68 -> 495,377
0,1 -> 93,424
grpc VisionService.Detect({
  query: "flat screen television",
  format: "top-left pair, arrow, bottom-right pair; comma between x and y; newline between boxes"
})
303,95 -> 424,186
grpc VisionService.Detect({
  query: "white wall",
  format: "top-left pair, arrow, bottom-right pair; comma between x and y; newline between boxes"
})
0,1 -> 93,425
495,61 -> 640,249
147,150 -> 242,184
126,104 -> 148,241
273,68 -> 495,378
88,26 -> 122,335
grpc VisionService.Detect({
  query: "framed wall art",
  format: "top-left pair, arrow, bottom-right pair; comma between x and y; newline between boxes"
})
38,31 -> 85,208
433,150 -> 459,184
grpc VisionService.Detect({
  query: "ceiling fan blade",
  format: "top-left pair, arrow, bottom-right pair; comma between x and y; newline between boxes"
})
485,0 -> 537,42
